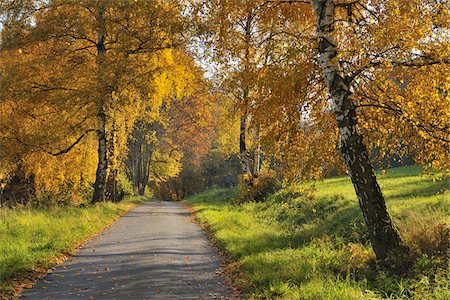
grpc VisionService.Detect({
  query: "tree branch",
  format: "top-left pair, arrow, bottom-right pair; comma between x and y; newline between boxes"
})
43,129 -> 97,156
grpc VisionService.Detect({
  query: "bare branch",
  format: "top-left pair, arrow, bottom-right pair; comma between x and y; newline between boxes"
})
43,129 -> 97,156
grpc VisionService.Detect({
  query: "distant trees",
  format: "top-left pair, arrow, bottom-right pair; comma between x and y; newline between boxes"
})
126,53 -> 214,196
156,97 -> 242,200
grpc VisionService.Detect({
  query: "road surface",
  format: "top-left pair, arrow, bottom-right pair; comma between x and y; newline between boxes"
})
22,201 -> 232,299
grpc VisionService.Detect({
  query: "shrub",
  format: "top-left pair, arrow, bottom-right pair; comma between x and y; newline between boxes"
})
235,172 -> 281,204
117,172 -> 133,197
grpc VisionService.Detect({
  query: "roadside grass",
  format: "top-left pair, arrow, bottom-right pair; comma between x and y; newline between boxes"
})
185,166 -> 449,299
0,195 -> 148,297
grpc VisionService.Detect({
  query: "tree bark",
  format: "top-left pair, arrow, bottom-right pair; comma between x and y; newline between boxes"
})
92,3 -> 108,204
92,104 -> 108,203
106,120 -> 118,202
240,114 -> 253,181
310,0 -> 407,264
132,141 -> 152,196
239,10 -> 254,183
254,124 -> 262,176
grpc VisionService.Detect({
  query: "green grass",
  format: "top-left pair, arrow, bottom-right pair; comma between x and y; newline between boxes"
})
0,195 -> 148,295
185,166 -> 449,299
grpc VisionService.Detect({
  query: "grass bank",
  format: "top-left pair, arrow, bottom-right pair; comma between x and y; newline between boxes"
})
185,166 -> 449,299
0,195 -> 148,298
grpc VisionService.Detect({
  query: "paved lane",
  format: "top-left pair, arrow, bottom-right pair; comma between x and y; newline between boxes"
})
22,201 -> 231,299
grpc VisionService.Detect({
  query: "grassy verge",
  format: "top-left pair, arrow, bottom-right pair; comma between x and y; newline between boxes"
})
0,195 -> 148,298
185,166 -> 449,299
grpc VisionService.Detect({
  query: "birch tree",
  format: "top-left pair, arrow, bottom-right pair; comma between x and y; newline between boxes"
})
307,0 -> 406,264
266,0 -> 449,264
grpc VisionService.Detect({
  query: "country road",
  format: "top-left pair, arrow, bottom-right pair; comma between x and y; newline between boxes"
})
22,201 -> 232,299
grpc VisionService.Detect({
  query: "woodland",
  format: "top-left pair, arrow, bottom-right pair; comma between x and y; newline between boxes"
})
0,0 -> 449,299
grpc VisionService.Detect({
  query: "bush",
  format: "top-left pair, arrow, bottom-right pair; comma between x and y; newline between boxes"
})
117,172 -> 133,197
235,172 -> 281,204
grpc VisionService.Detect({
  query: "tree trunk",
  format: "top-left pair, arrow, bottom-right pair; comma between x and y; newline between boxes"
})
134,144 -> 143,193
138,185 -> 146,196
92,3 -> 108,204
133,142 -> 152,196
239,11 -> 254,184
240,114 -> 253,181
139,148 -> 152,196
106,121 -> 118,202
106,169 -> 118,201
310,0 -> 407,264
92,104 -> 108,203
254,125 -> 262,176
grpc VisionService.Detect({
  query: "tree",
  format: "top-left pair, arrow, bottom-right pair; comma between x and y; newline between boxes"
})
308,0 -> 407,264
0,0 -> 186,203
197,0 -> 279,182
262,0 -> 448,264
0,2 -> 100,204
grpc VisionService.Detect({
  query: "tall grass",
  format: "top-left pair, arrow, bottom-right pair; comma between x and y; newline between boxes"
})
186,166 -> 449,299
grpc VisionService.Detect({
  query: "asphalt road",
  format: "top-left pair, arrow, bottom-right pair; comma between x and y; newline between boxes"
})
22,201 -> 232,299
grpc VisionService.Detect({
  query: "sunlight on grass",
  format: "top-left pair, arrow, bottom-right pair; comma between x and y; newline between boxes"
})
186,166 -> 449,299
0,196 -> 148,292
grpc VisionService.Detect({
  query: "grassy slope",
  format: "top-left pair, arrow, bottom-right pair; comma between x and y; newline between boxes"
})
0,196 -> 147,296
186,166 -> 449,299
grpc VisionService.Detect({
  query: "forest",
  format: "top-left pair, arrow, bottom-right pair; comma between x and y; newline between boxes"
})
0,0 -> 448,299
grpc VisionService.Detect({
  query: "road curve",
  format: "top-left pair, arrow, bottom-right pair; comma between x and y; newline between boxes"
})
22,201 -> 231,299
